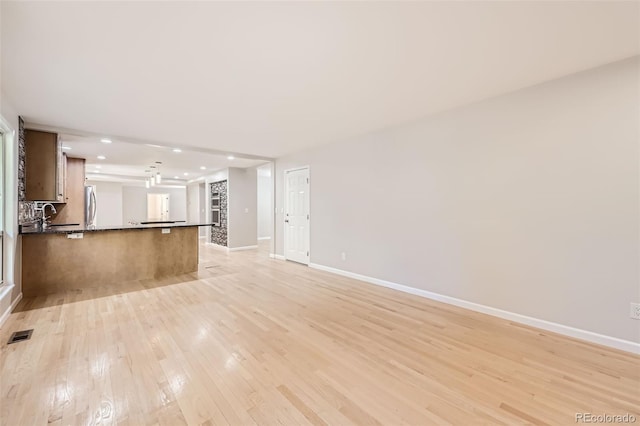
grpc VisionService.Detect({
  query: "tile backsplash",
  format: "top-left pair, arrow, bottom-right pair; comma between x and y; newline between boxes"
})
19,201 -> 37,224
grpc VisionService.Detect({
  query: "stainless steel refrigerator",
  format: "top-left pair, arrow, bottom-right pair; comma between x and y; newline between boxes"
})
85,185 -> 97,227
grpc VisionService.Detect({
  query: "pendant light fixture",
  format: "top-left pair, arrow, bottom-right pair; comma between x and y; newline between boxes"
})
148,164 -> 158,187
144,162 -> 163,187
155,161 -> 162,184
144,169 -> 152,188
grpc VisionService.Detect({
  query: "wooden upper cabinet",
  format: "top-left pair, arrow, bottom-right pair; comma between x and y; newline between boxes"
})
51,157 -> 86,225
25,130 -> 59,201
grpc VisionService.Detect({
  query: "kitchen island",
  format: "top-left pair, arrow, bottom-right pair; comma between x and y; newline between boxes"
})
21,223 -> 212,297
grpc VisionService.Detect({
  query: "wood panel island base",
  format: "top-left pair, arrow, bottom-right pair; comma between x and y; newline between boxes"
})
21,225 -> 201,297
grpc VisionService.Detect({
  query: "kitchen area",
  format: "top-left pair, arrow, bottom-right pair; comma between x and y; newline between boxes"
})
17,118 -> 272,297
18,126 -> 193,231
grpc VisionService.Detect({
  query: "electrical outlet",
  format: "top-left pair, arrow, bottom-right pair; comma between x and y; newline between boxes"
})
162,228 -> 171,234
631,303 -> 640,320
341,252 -> 347,261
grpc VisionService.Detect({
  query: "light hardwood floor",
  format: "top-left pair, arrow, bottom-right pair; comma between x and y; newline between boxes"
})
1,242 -> 639,425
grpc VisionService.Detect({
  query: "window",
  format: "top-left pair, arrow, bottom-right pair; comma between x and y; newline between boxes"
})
0,127 -> 5,283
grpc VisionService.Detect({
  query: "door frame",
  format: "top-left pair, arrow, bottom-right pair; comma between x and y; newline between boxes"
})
0,113 -> 14,295
0,119 -> 6,285
283,165 -> 310,265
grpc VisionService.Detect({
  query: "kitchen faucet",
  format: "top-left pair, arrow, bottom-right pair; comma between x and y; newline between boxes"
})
35,203 -> 57,229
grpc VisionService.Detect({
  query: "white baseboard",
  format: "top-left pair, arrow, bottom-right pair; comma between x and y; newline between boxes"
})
229,245 -> 258,252
0,288 -> 22,329
205,242 -> 229,253
309,263 -> 640,355
270,253 -> 286,261
258,236 -> 272,241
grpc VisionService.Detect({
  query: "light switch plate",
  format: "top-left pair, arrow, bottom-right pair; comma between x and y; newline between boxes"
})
162,228 -> 171,234
67,233 -> 83,239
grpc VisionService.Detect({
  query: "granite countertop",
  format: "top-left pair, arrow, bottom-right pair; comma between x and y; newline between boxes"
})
20,222 -> 215,235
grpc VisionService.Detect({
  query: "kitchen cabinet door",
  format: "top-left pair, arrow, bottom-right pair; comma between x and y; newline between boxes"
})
51,157 -> 85,225
25,130 -> 58,201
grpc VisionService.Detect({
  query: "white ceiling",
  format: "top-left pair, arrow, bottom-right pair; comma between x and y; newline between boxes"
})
56,133 -> 266,185
2,2 -> 639,158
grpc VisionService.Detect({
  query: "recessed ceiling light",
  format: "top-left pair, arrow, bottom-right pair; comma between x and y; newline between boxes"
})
183,172 -> 189,176
145,144 -> 163,148
227,155 -> 235,160
200,166 -> 206,170
62,146 -> 72,150
173,148 -> 182,153
174,176 -> 179,179
95,165 -> 102,169
97,155 -> 106,160
100,138 -> 112,144
94,170 -> 100,173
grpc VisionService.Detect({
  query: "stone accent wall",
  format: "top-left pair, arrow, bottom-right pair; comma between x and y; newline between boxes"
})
210,180 -> 228,246
17,117 -> 34,224
18,116 -> 25,201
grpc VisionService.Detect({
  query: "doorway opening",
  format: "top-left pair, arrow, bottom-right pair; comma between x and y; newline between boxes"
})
257,163 -> 273,241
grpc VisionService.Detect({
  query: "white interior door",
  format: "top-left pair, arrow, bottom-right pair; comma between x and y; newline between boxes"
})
147,193 -> 170,221
284,167 -> 310,264
160,195 -> 170,221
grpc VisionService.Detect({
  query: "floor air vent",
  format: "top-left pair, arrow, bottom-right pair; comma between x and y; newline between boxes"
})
7,329 -> 33,345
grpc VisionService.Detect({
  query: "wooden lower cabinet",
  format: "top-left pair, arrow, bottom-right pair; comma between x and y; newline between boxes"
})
21,226 -> 199,297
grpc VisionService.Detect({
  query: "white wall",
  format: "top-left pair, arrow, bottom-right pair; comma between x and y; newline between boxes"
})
275,57 -> 640,345
228,167 -> 257,249
202,167 -> 261,247
198,183 -> 205,237
187,183 -> 200,224
122,185 -> 187,223
87,180 -> 123,227
257,165 -> 273,240
186,182 -> 206,237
